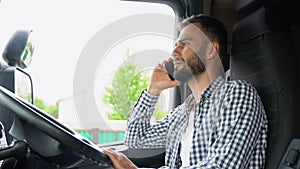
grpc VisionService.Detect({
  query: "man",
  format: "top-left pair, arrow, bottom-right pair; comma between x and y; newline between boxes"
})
104,14 -> 268,169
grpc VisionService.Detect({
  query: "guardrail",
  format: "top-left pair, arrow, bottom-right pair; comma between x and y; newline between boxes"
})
77,129 -> 125,144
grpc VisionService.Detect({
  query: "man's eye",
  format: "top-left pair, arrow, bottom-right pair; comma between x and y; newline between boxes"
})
181,42 -> 186,45
182,41 -> 190,46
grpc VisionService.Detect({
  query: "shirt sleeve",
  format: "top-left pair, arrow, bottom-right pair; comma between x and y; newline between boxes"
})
124,90 -> 169,149
182,82 -> 267,169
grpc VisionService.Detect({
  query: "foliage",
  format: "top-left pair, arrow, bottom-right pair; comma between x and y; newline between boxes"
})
103,49 -> 149,120
34,97 -> 58,118
153,105 -> 168,120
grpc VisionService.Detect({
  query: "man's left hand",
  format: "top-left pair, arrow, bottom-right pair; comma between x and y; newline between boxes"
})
103,149 -> 138,169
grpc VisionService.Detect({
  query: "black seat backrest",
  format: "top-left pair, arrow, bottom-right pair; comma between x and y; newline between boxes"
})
230,6 -> 300,169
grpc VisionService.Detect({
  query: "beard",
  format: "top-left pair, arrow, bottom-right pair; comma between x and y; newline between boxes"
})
173,51 -> 206,83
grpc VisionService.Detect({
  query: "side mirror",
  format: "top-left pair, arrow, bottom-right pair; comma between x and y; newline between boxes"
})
2,30 -> 34,69
0,29 -> 34,104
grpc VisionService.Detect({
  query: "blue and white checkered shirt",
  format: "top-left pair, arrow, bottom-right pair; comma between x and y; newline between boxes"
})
125,77 -> 268,169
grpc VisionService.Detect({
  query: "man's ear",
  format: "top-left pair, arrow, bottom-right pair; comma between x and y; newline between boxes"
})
207,42 -> 219,59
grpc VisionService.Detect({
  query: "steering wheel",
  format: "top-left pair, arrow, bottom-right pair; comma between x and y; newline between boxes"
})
0,86 -> 112,168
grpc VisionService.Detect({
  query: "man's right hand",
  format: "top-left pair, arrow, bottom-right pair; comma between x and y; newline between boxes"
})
146,59 -> 180,96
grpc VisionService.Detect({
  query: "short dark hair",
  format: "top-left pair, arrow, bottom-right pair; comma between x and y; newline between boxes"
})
179,14 -> 228,66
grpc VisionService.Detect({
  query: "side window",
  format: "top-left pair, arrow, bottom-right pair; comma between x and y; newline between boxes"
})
0,0 -> 175,144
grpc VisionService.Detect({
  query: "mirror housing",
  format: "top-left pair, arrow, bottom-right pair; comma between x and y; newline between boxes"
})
2,30 -> 34,69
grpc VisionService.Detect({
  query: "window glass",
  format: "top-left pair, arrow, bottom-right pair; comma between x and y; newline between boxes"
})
0,0 -> 175,144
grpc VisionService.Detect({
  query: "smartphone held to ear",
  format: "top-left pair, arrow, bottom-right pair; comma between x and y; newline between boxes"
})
165,61 -> 175,81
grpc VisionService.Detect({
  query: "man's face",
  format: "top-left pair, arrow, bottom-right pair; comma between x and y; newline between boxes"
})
171,23 -> 208,83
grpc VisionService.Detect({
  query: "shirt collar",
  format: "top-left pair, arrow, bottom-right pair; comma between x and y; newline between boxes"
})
185,76 -> 225,104
201,76 -> 225,101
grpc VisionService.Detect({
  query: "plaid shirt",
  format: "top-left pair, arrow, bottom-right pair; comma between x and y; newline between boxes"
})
125,77 -> 268,169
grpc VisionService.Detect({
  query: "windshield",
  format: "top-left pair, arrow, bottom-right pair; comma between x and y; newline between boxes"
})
0,0 -> 175,144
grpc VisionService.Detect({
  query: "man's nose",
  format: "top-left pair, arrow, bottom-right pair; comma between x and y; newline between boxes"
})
172,42 -> 183,58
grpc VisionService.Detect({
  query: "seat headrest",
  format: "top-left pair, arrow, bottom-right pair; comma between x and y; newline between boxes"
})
235,0 -> 264,14
232,7 -> 290,43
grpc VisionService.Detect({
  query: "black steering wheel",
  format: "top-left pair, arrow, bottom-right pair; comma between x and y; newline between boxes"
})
0,86 -> 112,168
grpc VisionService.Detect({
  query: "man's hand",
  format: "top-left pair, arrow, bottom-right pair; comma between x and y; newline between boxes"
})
103,149 -> 138,169
147,59 -> 180,96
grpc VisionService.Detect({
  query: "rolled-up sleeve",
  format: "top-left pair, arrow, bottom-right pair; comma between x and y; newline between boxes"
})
124,90 -> 169,149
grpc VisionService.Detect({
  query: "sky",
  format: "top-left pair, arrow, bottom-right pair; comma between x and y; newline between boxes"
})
0,0 -> 175,105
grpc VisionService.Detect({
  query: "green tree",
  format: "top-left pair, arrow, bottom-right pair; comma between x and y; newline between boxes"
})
103,49 -> 149,120
34,97 -> 58,118
153,105 -> 168,120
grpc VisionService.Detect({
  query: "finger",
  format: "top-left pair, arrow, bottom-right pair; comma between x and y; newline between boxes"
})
104,149 -> 124,169
161,61 -> 168,71
104,149 -> 123,162
103,150 -> 118,168
103,148 -> 116,155
117,154 -> 137,169
167,57 -> 173,62
104,149 -> 137,169
118,153 -> 132,164
154,65 -> 167,74
161,59 -> 168,66
169,79 -> 181,87
103,149 -> 117,161
156,63 -> 165,71
104,149 -> 126,164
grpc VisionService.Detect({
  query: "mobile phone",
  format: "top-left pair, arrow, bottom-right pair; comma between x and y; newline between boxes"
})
165,61 -> 175,81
